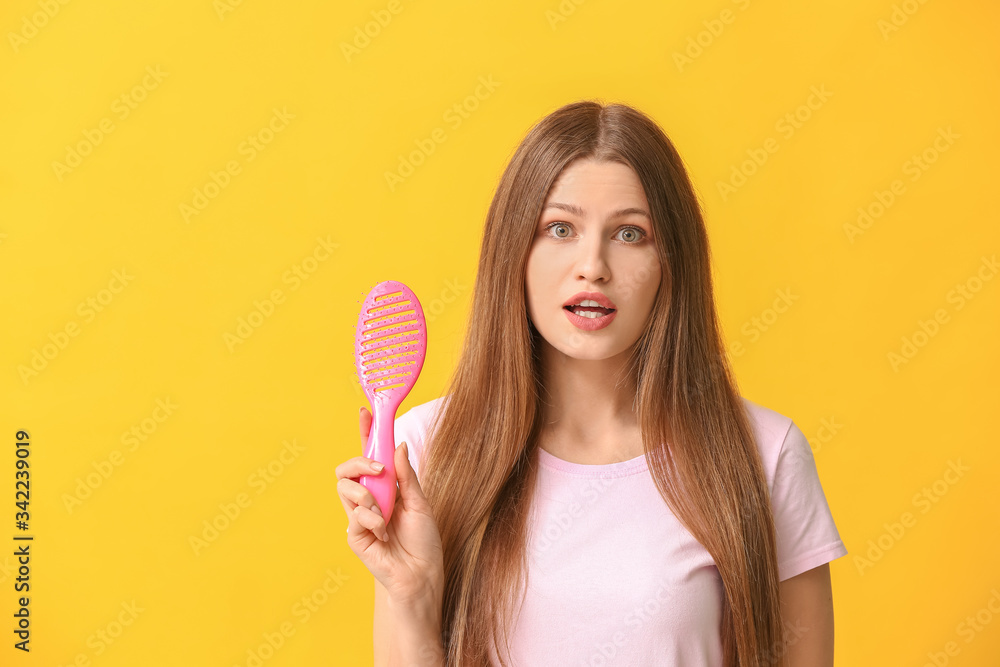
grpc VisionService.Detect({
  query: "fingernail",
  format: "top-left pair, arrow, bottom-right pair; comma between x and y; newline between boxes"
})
371,503 -> 382,516
371,461 -> 384,472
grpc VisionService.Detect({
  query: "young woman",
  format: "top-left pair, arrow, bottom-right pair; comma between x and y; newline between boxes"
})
336,100 -> 847,667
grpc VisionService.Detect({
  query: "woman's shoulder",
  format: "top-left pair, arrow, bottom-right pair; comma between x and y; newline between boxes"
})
738,396 -> 807,489
739,396 -> 848,578
739,396 -> 795,445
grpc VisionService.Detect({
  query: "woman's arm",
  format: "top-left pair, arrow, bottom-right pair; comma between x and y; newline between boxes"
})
777,563 -> 835,666
374,579 -> 446,667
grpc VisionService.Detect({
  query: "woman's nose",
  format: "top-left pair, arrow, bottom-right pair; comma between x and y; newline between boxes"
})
574,237 -> 611,282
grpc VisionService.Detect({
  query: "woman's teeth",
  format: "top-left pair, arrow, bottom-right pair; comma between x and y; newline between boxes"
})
566,301 -> 614,318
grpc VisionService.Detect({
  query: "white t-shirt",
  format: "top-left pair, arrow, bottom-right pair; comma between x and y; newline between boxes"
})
393,395 -> 848,666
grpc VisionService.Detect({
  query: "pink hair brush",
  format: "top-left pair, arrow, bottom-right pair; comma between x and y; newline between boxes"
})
353,280 -> 427,525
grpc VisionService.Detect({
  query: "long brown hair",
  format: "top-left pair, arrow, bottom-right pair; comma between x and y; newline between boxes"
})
418,100 -> 785,666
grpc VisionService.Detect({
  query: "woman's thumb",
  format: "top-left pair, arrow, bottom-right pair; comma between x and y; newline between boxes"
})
395,441 -> 423,502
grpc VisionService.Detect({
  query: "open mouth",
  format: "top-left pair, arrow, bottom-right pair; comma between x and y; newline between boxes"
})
561,294 -> 618,330
563,304 -> 616,319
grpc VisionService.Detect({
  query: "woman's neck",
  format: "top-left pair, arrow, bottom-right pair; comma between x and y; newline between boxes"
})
536,342 -> 643,464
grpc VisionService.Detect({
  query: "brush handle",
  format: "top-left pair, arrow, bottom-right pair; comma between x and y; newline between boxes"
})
359,404 -> 397,525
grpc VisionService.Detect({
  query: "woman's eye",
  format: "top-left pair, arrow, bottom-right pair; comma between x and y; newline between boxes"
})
617,227 -> 645,243
543,222 -> 646,243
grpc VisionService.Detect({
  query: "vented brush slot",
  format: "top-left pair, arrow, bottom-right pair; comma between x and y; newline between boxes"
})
364,358 -> 417,374
362,330 -> 419,350
367,299 -> 411,315
364,308 -> 415,327
361,350 -> 415,370
362,342 -> 418,360
371,370 -> 412,384
374,381 -> 408,393
363,314 -> 417,337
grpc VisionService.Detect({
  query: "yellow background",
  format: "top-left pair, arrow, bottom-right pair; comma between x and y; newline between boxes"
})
1,0 -> 998,665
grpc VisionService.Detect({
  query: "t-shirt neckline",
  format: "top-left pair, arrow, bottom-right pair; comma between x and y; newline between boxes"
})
537,446 -> 649,478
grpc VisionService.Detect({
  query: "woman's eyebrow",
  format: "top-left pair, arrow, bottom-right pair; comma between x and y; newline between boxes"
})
543,202 -> 651,220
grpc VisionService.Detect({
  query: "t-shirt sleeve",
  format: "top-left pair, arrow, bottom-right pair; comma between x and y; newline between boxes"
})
770,421 -> 848,581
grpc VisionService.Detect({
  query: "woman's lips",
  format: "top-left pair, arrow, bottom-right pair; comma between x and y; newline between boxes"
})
563,305 -> 617,331
562,292 -> 617,310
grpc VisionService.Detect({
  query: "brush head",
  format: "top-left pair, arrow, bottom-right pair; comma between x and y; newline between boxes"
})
354,280 -> 427,411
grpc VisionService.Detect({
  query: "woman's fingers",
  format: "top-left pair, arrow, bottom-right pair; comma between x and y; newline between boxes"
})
346,505 -> 374,541
334,456 -> 384,482
353,504 -> 389,542
337,476 -> 380,514
342,407 -> 386,543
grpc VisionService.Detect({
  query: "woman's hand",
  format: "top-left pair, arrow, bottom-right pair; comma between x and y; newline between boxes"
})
336,407 -> 445,608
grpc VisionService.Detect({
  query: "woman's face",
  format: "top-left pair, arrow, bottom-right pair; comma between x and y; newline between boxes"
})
525,158 -> 662,361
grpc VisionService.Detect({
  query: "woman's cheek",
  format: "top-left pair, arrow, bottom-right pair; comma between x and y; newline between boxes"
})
617,257 -> 657,302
